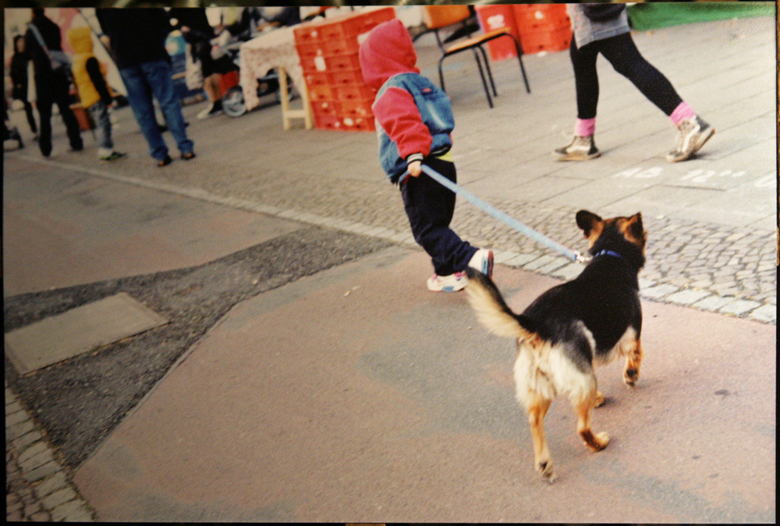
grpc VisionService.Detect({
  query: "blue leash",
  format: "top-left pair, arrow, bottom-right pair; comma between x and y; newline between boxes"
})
400,164 -> 591,264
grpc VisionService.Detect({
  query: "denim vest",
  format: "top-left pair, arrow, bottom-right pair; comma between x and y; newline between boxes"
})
374,73 -> 455,183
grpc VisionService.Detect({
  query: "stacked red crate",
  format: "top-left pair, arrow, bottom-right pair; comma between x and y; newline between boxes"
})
294,7 -> 396,132
474,4 -> 520,62
512,4 -> 572,54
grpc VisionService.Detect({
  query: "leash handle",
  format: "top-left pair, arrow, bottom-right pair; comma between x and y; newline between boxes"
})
400,165 -> 588,264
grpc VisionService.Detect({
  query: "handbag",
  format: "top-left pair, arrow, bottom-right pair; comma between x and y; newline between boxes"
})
581,3 -> 626,22
28,23 -> 72,73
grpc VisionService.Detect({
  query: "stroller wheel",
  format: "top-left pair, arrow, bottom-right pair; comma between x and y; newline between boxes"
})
222,86 -> 247,118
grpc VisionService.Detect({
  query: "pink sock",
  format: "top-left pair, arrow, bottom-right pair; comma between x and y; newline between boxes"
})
574,118 -> 596,137
670,102 -> 696,126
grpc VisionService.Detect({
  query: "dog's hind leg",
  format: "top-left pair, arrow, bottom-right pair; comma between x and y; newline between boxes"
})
526,396 -> 555,482
574,390 -> 610,452
623,338 -> 643,388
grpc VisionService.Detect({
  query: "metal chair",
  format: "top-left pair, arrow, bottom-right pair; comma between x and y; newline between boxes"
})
421,5 -> 530,108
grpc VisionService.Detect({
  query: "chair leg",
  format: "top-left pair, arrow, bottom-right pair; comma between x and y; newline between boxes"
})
506,34 -> 531,94
438,56 -> 447,93
477,45 -> 498,97
471,48 -> 493,109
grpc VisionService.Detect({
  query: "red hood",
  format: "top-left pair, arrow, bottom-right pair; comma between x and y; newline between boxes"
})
359,19 -> 420,90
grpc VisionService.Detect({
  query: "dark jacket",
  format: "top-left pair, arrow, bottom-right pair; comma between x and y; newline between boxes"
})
25,13 -> 64,82
10,51 -> 30,101
96,8 -> 172,69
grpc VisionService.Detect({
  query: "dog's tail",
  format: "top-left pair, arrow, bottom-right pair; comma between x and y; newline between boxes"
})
465,267 -> 536,340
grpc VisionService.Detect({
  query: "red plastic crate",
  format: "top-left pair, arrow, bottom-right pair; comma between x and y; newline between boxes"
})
338,98 -> 373,118
317,7 -> 396,40
330,68 -> 366,86
519,26 -> 572,54
308,84 -> 336,102
475,4 -> 520,62
340,115 -> 375,132
293,25 -> 326,44
300,52 -> 362,74
513,4 -> 570,31
310,99 -> 340,117
334,84 -> 376,101
313,112 -> 342,131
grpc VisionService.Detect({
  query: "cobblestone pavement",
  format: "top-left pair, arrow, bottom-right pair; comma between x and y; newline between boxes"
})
6,382 -> 96,522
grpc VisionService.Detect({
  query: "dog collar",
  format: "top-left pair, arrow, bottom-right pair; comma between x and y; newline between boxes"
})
593,249 -> 626,261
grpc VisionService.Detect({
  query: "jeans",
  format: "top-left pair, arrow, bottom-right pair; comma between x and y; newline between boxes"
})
119,59 -> 193,161
88,100 -> 113,154
400,156 -> 477,276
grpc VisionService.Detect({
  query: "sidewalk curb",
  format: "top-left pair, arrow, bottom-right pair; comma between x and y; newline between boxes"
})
13,154 -> 773,326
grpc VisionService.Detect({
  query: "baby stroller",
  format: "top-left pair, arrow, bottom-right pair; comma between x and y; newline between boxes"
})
216,33 -> 297,118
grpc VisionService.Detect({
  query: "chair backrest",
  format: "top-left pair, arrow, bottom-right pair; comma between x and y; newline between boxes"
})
422,5 -> 471,30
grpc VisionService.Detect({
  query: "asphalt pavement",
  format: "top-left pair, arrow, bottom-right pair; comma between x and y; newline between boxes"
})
4,14 -> 776,522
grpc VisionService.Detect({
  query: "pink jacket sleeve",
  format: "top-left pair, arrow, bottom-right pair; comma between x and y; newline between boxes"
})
372,86 -> 432,159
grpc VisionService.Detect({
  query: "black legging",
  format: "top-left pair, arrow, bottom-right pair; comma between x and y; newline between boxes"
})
570,32 -> 683,120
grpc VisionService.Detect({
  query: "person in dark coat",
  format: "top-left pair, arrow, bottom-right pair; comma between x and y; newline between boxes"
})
25,8 -> 83,157
10,35 -> 38,139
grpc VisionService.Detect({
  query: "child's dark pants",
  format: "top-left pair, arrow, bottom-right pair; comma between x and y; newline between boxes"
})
400,156 -> 478,276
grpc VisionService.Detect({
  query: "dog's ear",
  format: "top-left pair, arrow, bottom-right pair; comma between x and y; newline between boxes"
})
576,210 -> 603,238
624,212 -> 647,247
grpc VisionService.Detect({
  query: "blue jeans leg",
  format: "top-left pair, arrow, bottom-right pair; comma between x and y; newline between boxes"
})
88,101 -> 113,152
120,64 -> 168,161
141,59 -> 194,155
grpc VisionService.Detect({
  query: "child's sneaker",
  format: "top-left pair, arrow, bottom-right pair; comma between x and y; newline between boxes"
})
666,115 -> 714,162
468,248 -> 494,278
100,151 -> 126,162
554,135 -> 599,161
427,272 -> 467,292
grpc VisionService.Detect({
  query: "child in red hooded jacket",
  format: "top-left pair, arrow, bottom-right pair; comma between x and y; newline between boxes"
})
360,19 -> 493,292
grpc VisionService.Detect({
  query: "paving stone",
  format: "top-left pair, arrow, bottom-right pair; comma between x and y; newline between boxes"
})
666,289 -> 712,306
749,304 -> 777,323
719,299 -> 762,316
503,253 -> 539,267
5,293 -> 168,375
7,420 -> 35,441
21,461 -> 59,484
640,284 -> 679,299
34,472 -> 69,499
41,487 -> 77,510
20,449 -> 55,472
692,295 -> 737,311
51,500 -> 91,522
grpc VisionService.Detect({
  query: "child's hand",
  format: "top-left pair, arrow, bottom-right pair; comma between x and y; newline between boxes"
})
407,160 -> 422,178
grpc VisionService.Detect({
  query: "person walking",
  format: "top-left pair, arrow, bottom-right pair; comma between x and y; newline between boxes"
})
555,3 -> 714,163
360,19 -> 493,292
25,8 -> 83,157
96,8 -> 195,167
66,26 -> 125,162
10,35 -> 38,140
168,7 -> 232,120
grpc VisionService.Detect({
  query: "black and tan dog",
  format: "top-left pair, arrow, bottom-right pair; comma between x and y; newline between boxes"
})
465,210 -> 647,483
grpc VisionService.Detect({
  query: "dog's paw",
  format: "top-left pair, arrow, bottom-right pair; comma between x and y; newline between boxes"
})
536,459 -> 556,483
594,391 -> 606,407
592,432 -> 610,452
623,367 -> 639,388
